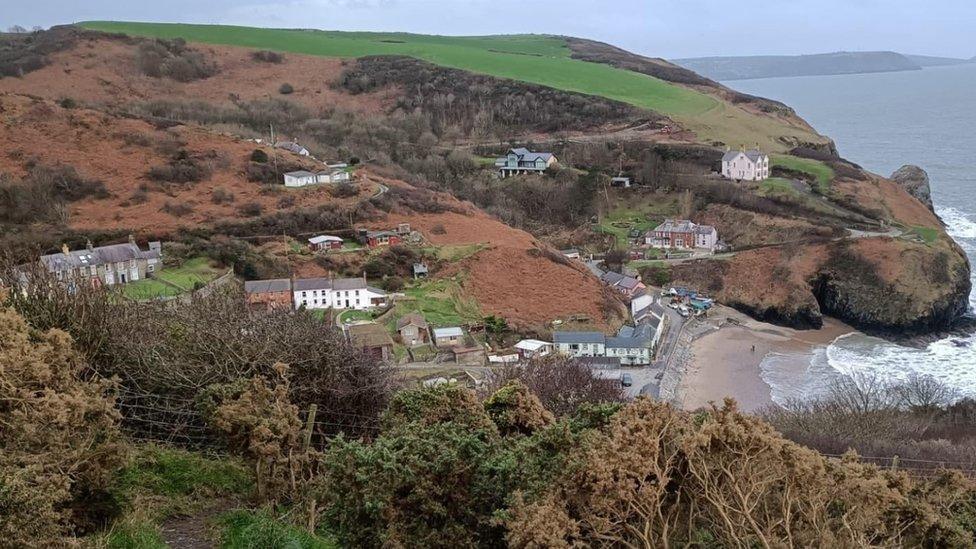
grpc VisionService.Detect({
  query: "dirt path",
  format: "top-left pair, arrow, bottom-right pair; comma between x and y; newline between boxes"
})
159,502 -> 232,549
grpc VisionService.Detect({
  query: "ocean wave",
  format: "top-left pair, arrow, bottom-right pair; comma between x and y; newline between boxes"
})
824,331 -> 976,397
938,207 -> 976,240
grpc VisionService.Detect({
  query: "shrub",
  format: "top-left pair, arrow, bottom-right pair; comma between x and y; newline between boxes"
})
129,188 -> 150,205
250,50 -> 284,64
161,201 -> 193,216
136,38 -> 217,82
57,97 -> 77,109
146,151 -> 211,184
0,308 -> 124,545
278,83 -> 294,95
382,276 -> 404,292
330,181 -> 358,198
250,149 -> 269,164
238,201 -> 264,217
276,195 -> 296,209
211,187 -> 235,204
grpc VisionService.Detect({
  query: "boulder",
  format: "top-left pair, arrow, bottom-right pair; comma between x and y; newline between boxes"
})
890,164 -> 934,211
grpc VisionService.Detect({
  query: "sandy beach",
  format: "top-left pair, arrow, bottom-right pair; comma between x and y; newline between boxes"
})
677,307 -> 855,412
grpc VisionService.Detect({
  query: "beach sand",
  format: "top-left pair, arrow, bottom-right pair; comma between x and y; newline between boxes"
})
678,308 -> 854,412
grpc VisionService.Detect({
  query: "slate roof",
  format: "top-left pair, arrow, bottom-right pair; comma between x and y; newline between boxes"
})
308,235 -> 343,245
553,331 -> 606,345
722,149 -> 766,163
292,277 -> 371,292
397,312 -> 428,331
284,170 -> 316,178
607,323 -> 654,349
244,279 -> 292,294
508,147 -> 554,162
40,242 -> 161,273
651,219 -> 716,235
433,327 -> 464,339
600,271 -> 625,285
275,141 -> 309,155
413,263 -> 429,275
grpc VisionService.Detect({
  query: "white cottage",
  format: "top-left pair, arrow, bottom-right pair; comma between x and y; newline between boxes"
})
293,277 -> 388,311
722,149 -> 770,181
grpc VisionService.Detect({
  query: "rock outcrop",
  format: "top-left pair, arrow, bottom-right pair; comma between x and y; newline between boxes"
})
890,165 -> 934,211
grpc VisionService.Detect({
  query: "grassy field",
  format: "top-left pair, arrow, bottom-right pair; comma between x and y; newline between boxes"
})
771,154 -> 835,193
123,257 -> 223,300
911,225 -> 940,244
596,192 -> 679,248
759,177 -> 801,197
398,278 -> 482,327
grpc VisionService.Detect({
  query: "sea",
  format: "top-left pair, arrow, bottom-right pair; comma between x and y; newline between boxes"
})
728,63 -> 976,403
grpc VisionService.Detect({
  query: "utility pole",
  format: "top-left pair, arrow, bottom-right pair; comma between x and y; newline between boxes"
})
270,123 -> 279,179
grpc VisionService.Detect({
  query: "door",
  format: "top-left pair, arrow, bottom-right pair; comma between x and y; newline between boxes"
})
130,267 -> 140,282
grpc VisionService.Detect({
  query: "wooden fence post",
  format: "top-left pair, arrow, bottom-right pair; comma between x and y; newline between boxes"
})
890,455 -> 899,472
303,404 -> 317,450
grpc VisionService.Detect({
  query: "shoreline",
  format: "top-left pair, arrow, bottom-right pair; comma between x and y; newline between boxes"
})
674,307 -> 855,412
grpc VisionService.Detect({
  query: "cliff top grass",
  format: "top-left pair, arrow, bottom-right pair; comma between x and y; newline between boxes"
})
771,154 -> 835,193
78,21 -> 827,151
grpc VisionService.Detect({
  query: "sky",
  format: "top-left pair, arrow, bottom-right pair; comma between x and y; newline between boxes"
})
3,0 -> 974,59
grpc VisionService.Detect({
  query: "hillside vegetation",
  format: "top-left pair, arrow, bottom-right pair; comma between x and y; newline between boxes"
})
77,21 -> 828,151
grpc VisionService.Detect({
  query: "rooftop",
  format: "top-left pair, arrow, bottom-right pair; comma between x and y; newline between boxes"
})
292,277 -> 371,292
515,339 -> 552,352
41,241 -> 161,272
433,326 -> 464,338
308,235 -> 343,244
244,278 -> 292,294
397,312 -> 428,331
553,331 -> 605,345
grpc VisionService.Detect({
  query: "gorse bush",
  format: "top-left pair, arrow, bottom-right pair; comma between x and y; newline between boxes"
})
0,307 -> 124,545
136,38 -> 218,82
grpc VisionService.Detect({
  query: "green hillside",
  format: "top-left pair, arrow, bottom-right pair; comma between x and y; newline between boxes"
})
78,21 -> 826,151
80,21 -> 714,116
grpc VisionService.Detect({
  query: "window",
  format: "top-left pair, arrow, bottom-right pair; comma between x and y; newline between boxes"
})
146,265 -> 153,273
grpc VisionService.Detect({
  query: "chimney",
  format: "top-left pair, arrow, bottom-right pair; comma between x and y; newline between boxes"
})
128,234 -> 136,246
86,239 -> 94,252
61,243 -> 70,256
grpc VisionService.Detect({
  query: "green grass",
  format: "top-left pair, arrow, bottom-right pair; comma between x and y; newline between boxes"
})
399,279 -> 482,327
123,278 -> 184,300
337,309 -> 375,324
112,446 -> 252,505
911,225 -> 939,244
771,154 -> 835,193
156,257 -> 223,290
219,510 -> 337,549
596,195 -> 678,248
759,177 -> 800,197
123,257 -> 223,300
101,519 -> 168,549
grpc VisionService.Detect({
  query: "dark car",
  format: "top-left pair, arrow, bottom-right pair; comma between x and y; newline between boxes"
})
621,373 -> 633,387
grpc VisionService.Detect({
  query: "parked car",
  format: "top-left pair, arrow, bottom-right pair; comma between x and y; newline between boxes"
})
678,306 -> 690,317
621,373 -> 633,387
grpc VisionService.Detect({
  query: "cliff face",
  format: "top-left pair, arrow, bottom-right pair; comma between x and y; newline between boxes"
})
890,165 -> 935,211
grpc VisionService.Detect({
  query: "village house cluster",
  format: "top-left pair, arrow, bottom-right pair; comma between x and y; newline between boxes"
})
39,236 -> 162,287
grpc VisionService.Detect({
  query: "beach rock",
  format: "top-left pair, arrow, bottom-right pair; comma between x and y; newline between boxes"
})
890,164 -> 934,211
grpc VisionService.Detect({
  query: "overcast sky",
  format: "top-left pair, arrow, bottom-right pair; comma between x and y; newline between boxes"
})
4,0 -> 974,59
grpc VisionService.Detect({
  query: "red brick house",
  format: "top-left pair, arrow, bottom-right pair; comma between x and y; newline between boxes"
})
244,279 -> 293,312
645,219 -> 718,252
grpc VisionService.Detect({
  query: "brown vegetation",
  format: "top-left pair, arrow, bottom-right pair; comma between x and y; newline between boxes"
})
0,307 -> 124,545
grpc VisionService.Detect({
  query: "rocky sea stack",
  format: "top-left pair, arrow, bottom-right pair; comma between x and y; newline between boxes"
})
890,164 -> 934,211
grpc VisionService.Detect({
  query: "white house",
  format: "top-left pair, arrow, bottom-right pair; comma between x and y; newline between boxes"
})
293,277 -> 388,311
722,149 -> 769,181
605,324 -> 654,366
283,169 -> 350,188
553,332 -> 606,358
495,148 -> 558,178
514,339 -> 553,360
